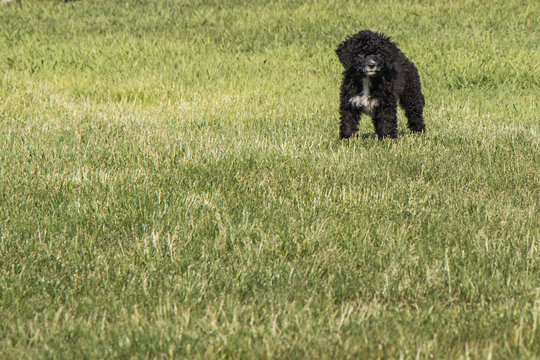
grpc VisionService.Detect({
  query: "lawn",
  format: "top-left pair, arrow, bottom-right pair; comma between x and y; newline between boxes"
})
0,0 -> 538,358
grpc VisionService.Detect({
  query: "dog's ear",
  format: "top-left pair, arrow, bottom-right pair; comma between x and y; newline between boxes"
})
384,56 -> 395,72
381,48 -> 395,72
382,51 -> 397,80
335,40 -> 353,69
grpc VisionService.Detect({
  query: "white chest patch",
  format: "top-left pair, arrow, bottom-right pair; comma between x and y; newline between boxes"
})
349,77 -> 379,116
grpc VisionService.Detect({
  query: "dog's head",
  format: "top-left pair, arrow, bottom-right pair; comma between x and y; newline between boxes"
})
336,30 -> 395,77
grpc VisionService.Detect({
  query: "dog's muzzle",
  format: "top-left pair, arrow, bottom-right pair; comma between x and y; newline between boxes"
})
364,59 -> 380,75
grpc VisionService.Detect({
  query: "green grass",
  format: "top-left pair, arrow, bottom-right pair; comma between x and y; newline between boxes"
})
0,0 -> 539,358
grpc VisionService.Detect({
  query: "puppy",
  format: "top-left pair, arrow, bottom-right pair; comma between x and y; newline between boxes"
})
336,30 -> 426,139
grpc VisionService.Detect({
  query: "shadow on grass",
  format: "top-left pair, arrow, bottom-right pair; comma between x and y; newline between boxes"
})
339,129 -> 421,141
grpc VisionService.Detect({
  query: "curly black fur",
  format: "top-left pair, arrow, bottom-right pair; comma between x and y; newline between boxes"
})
336,30 -> 425,139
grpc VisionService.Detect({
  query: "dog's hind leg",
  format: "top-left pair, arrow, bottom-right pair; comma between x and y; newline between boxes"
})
400,83 -> 426,133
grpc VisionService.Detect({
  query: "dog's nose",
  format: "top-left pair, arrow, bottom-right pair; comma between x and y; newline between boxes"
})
367,59 -> 377,68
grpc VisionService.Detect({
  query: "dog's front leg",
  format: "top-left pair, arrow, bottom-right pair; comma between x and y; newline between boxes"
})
373,103 -> 398,139
339,103 -> 360,139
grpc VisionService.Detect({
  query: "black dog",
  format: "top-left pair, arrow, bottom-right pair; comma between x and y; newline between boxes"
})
336,30 -> 425,139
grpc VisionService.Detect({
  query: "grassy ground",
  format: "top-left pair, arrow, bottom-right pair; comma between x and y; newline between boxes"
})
0,0 -> 538,358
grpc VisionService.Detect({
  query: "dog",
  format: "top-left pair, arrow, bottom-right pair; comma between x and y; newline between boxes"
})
336,30 -> 426,139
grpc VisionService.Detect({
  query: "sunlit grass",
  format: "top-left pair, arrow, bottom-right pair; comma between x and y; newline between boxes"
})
0,0 -> 538,358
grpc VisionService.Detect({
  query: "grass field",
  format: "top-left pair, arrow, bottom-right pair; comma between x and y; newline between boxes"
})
0,0 -> 539,358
